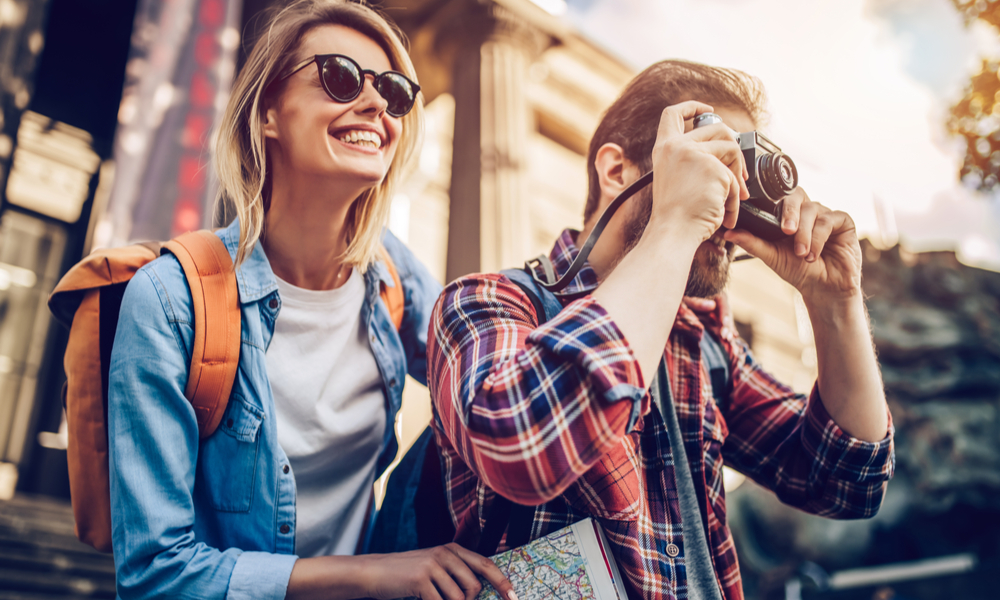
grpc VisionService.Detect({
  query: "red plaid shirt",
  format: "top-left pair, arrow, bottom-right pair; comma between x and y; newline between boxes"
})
427,229 -> 894,600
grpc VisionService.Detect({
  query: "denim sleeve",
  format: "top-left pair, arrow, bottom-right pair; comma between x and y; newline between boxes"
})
382,229 -> 443,386
107,268 -> 296,600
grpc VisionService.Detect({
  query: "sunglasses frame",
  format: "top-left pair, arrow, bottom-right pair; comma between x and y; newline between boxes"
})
280,53 -> 420,118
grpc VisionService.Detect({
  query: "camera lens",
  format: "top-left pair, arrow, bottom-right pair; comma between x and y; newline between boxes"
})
757,152 -> 798,200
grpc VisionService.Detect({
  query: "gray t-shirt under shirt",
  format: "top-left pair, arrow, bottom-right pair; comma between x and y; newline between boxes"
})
651,360 -> 724,600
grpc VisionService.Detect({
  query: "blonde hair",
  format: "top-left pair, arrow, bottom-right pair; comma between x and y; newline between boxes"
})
213,0 -> 423,269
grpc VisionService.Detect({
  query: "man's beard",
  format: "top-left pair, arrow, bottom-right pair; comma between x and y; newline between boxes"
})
621,186 -> 734,299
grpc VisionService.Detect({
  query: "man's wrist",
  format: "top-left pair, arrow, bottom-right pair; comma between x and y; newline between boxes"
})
635,219 -> 703,260
801,288 -> 869,340
800,285 -> 864,318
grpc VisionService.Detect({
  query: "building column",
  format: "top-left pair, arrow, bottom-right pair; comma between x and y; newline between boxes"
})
445,4 -> 547,283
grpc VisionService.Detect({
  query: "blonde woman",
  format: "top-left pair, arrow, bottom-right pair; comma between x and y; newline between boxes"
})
106,2 -> 514,599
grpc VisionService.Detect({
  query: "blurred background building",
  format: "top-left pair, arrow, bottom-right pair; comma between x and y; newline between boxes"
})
0,0 -> 995,599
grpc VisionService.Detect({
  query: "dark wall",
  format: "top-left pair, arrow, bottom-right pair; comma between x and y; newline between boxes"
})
30,0 -> 139,155
15,0 -> 139,498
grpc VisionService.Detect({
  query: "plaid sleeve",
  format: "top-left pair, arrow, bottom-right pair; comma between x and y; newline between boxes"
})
427,273 -> 647,505
720,338 -> 894,519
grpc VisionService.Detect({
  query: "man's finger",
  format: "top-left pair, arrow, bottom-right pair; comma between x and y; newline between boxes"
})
698,140 -> 749,202
723,170 -> 741,230
657,101 -> 715,141
781,188 -> 806,235
793,202 -> 819,258
687,122 -> 739,143
723,229 -> 777,265
683,296 -> 717,312
447,544 -> 516,600
808,209 -> 849,263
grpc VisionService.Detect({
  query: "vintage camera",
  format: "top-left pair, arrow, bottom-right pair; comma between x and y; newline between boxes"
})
692,112 -> 797,241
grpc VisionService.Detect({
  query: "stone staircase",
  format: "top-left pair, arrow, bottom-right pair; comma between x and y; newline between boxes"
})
0,495 -> 115,599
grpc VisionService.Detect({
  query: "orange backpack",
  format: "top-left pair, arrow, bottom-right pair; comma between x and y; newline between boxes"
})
48,230 -> 405,553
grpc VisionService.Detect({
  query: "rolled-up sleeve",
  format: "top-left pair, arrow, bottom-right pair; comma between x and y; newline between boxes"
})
428,274 -> 647,506
108,269 -> 296,600
721,337 -> 894,519
228,552 -> 298,600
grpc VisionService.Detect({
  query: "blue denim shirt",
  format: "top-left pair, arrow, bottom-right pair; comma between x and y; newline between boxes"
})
107,219 -> 442,600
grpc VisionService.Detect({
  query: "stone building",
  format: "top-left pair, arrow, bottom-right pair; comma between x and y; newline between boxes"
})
0,0 -> 817,519
373,0 -> 818,471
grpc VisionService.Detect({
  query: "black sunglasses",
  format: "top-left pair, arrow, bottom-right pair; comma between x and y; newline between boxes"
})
280,53 -> 420,118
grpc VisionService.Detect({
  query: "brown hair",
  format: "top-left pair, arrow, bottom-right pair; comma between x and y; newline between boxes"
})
213,0 -> 424,269
583,60 -> 766,221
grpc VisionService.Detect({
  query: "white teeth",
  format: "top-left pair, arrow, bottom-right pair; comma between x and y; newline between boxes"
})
336,129 -> 382,149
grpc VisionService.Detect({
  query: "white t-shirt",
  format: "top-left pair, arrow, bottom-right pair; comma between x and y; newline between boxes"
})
267,268 -> 386,558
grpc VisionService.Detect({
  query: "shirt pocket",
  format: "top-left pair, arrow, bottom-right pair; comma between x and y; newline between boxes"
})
197,394 -> 263,513
561,432 -> 644,521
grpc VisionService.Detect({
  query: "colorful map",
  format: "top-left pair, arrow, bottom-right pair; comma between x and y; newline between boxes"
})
477,525 -> 596,600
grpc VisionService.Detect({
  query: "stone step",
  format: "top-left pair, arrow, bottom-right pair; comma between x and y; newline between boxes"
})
0,495 -> 115,599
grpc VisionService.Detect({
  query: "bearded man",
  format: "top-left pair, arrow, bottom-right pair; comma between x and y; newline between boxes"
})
426,60 -> 894,600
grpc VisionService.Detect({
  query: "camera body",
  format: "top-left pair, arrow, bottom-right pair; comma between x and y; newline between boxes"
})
692,113 -> 798,241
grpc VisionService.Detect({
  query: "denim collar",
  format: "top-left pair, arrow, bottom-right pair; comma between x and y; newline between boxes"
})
217,218 -> 397,305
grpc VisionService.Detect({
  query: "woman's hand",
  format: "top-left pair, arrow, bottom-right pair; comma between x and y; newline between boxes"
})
722,187 -> 863,309
288,544 -> 516,600
360,544 -> 515,600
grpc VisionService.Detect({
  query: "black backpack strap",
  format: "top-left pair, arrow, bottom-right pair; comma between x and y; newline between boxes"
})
99,282 -> 129,419
699,330 -> 731,414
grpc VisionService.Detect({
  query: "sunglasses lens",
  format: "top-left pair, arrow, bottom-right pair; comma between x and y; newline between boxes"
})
377,72 -> 416,117
322,56 -> 363,101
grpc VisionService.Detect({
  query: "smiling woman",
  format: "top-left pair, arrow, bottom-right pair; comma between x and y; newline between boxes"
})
103,2 -> 515,600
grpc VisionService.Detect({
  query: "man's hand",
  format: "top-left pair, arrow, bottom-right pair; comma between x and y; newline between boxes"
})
644,101 -> 749,246
722,187 -> 862,307
723,187 -> 888,443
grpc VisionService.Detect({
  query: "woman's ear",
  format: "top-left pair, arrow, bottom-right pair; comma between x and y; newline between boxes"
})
263,106 -> 279,140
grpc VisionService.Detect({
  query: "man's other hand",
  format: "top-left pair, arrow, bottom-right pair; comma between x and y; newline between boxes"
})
722,187 -> 863,308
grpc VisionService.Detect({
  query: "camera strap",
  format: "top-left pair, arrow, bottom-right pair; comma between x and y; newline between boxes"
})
527,171 -> 757,297
526,171 -> 654,296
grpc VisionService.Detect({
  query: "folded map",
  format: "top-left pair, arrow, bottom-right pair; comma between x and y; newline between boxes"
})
477,518 -> 628,600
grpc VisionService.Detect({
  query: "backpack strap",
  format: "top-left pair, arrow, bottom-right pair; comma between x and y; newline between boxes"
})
500,267 -> 562,325
162,231 -> 240,439
699,331 -> 731,414
378,245 -> 405,331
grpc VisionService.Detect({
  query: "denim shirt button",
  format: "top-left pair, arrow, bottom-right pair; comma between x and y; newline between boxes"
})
282,464 -> 290,474
389,378 -> 397,388
280,524 -> 290,534
268,298 -> 278,310
226,418 -> 234,428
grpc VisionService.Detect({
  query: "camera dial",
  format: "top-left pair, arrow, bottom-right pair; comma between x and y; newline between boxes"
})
692,113 -> 724,128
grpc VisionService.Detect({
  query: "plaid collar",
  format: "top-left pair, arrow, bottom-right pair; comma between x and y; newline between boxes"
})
541,228 -> 719,335
536,229 -> 602,297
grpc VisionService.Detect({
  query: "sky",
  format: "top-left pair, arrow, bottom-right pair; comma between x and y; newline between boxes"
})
562,0 -> 1000,270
